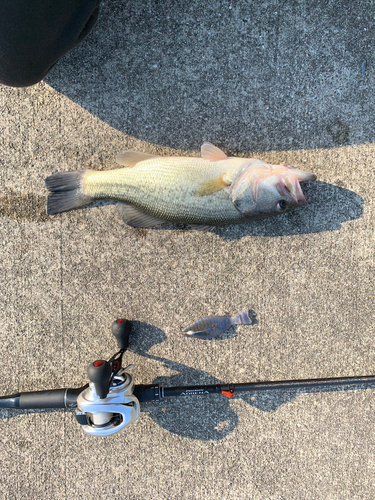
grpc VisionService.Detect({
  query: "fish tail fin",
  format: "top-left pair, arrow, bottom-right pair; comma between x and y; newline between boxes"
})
45,171 -> 93,215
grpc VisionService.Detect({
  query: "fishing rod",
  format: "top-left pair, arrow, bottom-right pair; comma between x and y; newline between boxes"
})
1,319 -> 374,437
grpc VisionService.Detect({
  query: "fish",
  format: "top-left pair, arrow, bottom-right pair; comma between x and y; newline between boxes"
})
45,142 -> 316,230
182,309 -> 258,339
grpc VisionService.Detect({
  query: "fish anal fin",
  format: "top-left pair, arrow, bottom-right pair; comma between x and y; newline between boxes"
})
116,151 -> 159,167
201,142 -> 228,161
117,203 -> 165,228
194,174 -> 231,197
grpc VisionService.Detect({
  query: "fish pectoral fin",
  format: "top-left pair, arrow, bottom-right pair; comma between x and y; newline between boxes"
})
201,142 -> 228,161
117,203 -> 165,228
115,151 -> 160,167
194,174 -> 231,197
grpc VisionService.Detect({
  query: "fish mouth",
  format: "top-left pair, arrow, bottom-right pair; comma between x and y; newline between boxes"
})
278,174 -> 307,205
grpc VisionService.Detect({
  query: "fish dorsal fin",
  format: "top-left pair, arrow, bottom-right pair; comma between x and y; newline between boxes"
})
201,142 -> 228,161
194,174 -> 231,197
116,151 -> 159,167
117,203 -> 165,228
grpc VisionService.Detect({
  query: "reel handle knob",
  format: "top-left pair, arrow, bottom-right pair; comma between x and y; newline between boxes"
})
87,360 -> 111,399
111,319 -> 131,350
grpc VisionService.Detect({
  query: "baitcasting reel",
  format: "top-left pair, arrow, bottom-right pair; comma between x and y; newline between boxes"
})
75,320 -> 140,436
0,319 -> 146,437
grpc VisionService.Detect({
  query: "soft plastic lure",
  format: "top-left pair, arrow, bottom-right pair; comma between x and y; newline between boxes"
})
182,309 -> 257,339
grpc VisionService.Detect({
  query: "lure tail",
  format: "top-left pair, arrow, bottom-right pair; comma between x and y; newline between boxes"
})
230,309 -> 257,326
45,171 -> 93,215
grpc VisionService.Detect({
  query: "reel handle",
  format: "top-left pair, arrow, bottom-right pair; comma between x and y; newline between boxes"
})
87,360 -> 111,399
111,319 -> 131,350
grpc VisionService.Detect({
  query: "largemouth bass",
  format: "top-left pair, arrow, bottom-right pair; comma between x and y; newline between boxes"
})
45,142 -> 316,229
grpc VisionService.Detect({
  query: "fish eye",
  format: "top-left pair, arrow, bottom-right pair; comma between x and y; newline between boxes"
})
278,200 -> 287,210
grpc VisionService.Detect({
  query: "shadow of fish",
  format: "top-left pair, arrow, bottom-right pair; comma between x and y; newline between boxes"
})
182,309 -> 258,339
45,143 -> 316,231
